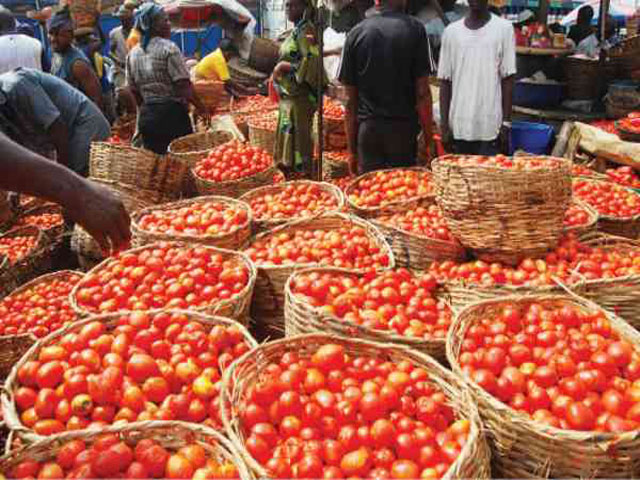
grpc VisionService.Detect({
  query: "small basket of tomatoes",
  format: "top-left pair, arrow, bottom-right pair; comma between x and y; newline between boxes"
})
192,140 -> 277,199
131,196 -> 252,251
573,178 -> 640,239
563,200 -> 599,235
242,212 -> 394,338
14,204 -> 65,243
346,167 -> 436,219
0,226 -> 50,293
432,154 -> 572,265
447,293 -> 640,478
0,421 -> 252,479
371,204 -> 467,270
284,268 -> 453,362
247,112 -> 278,156
70,242 -> 256,323
1,309 -> 258,441
221,334 -> 491,480
239,180 -> 345,234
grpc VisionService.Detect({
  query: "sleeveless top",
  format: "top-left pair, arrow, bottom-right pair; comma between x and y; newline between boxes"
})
51,46 -> 92,91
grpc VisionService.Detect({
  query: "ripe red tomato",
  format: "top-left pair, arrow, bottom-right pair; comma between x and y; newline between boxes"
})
348,170 -> 433,209
193,140 -> 273,183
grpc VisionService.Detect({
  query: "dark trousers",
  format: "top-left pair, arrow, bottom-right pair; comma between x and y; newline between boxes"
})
453,138 -> 499,155
357,118 -> 418,174
139,100 -> 193,154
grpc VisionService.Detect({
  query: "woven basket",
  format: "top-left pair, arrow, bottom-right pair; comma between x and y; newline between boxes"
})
0,270 -> 82,381
69,243 -> 256,324
322,150 -> 351,179
564,56 -> 612,100
0,421 -> 252,479
248,37 -> 280,74
193,80 -> 230,111
89,142 -> 187,199
110,115 -> 136,141
447,293 -> 640,478
564,199 -> 599,235
346,167 -> 436,219
221,334 -> 490,479
2,309 -> 258,442
14,204 -> 65,242
243,212 -> 394,338
314,114 -> 347,152
432,155 -> 572,265
193,164 -> 277,199
168,130 -> 235,167
284,267 -> 452,362
247,117 -> 277,156
238,180 -> 345,234
0,226 -> 50,291
131,196 -> 252,250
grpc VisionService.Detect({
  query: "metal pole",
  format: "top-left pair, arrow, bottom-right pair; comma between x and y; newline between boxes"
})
316,5 -> 323,181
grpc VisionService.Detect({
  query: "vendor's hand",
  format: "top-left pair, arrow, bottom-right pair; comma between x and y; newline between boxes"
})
499,124 -> 511,155
441,124 -> 453,152
65,180 -> 131,255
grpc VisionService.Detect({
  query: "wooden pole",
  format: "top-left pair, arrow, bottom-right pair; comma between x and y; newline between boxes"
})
538,0 -> 549,25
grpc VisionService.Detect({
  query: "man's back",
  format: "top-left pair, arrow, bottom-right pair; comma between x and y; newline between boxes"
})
339,11 -> 432,122
0,34 -> 42,74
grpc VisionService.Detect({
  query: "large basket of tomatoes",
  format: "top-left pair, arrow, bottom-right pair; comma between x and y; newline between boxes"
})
0,270 -> 83,381
432,155 -> 572,265
447,294 -> 640,478
0,421 -> 252,480
573,178 -> 640,239
192,140 -> 277,199
14,204 -> 65,242
1,309 -> 257,441
247,112 -> 278,156
168,131 -> 235,168
231,95 -> 277,137
69,242 -> 256,323
0,226 -> 51,292
284,268 -> 453,362
370,204 -> 466,270
242,212 -> 394,338
221,334 -> 490,480
322,150 -> 351,180
89,142 -> 187,201
345,167 -> 435,219
563,200 -> 599,235
131,196 -> 252,251
239,180 -> 345,234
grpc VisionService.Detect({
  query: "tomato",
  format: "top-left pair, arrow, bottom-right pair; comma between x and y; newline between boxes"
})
193,140 -> 274,183
349,170 -> 433,209
246,182 -> 340,222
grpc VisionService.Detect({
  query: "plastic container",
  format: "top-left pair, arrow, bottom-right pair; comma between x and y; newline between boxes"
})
509,121 -> 554,155
514,80 -> 564,108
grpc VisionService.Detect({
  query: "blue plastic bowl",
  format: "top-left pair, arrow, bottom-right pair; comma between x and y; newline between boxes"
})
509,121 -> 554,155
514,81 -> 564,108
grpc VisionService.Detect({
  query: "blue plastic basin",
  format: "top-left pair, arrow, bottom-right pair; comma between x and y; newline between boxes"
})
509,121 -> 554,155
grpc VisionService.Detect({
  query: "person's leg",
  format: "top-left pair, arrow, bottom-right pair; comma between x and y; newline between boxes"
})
293,97 -> 316,177
357,120 -> 386,174
383,119 -> 418,168
476,138 -> 499,156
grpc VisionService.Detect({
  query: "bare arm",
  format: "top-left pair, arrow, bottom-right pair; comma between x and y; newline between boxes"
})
48,119 -> 70,168
72,60 -> 103,110
501,74 -> 514,122
344,85 -> 358,175
416,75 -> 433,164
0,133 -> 131,252
439,79 -> 452,145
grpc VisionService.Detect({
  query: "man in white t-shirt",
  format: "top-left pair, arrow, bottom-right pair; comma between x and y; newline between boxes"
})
437,0 -> 516,155
0,7 -> 44,74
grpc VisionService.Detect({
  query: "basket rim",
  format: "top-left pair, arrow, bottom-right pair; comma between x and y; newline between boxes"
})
433,154 -> 572,172
242,211 -> 396,271
130,196 -> 253,244
573,177 -> 640,221
192,164 -> 277,189
370,212 -> 466,249
68,241 -> 257,318
0,270 -> 83,305
167,130 -> 235,157
563,198 -> 599,233
446,292 -> 640,442
238,180 -> 346,225
0,225 -> 47,265
221,332 -> 486,480
14,204 -> 65,236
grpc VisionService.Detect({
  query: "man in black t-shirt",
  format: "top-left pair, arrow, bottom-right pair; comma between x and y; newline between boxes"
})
338,0 -> 434,174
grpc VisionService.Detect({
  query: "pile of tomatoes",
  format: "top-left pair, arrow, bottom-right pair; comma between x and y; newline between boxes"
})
12,310 -> 253,435
5,435 -> 240,479
606,166 -> 640,189
573,179 -> 640,218
618,113 -> 640,134
244,227 -> 391,269
291,269 -> 452,341
571,165 -> 600,178
0,272 -> 82,338
16,210 -> 64,232
323,99 -> 345,120
457,300 -> 640,432
328,176 -> 355,193
74,244 -> 250,313
348,170 -> 433,209
246,183 -> 340,222
429,233 -> 640,287
274,170 -> 286,184
193,141 -> 273,183
247,112 -> 278,131
563,204 -> 592,229
325,151 -> 350,164
235,95 -> 276,113
0,233 -> 38,264
239,342 -> 470,479
376,206 -> 456,242
440,155 -> 565,170
137,201 -> 249,237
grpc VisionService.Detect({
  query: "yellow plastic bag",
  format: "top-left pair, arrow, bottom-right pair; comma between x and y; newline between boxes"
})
195,48 -> 230,82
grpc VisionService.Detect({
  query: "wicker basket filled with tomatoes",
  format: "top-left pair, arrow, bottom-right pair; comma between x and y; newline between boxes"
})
606,166 -> 640,190
131,196 -> 252,251
571,163 -> 607,180
573,178 -> 640,239
563,200 -> 599,235
432,155 -> 572,265
616,114 -> 640,142
370,204 -> 466,270
327,175 -> 356,194
284,268 -> 453,362
0,270 -> 83,381
89,142 -> 186,202
346,167 -> 436,219
322,150 -> 351,180
239,181 -> 345,234
192,140 -> 277,199
14,204 -> 65,242
70,242 -> 256,323
242,212 -> 394,338
1,309 -> 257,441
314,98 -> 348,152
221,334 -> 490,480
0,226 -> 50,293
231,95 -> 277,137
247,112 -> 278,156
447,294 -> 640,478
0,421 -> 252,480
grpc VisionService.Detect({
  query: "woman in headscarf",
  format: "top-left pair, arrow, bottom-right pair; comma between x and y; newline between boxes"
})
126,2 -> 207,154
273,0 -> 327,178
